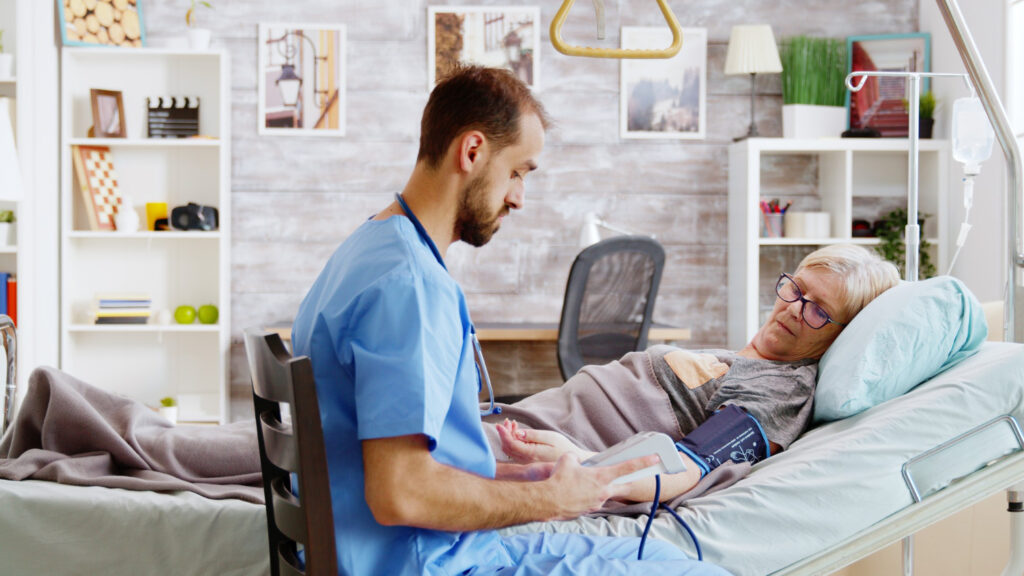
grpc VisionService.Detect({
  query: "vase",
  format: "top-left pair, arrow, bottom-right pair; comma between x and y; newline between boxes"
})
0,222 -> 11,246
782,104 -> 847,139
0,54 -> 12,78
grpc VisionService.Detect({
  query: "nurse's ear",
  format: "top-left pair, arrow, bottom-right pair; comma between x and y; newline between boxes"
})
456,130 -> 487,174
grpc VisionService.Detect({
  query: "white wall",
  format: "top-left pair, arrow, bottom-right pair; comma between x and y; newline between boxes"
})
921,0 -> 1007,303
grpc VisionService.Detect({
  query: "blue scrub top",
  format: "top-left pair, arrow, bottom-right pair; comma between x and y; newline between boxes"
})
292,216 -> 508,576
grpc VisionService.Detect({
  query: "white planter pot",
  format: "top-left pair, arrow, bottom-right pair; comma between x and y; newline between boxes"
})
782,104 -> 847,139
0,54 -> 13,78
159,406 -> 178,424
0,222 -> 12,246
187,28 -> 212,51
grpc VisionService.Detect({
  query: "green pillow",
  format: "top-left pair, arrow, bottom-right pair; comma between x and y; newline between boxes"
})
814,276 -> 988,423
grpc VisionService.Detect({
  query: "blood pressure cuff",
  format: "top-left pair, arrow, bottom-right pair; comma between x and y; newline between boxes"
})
674,404 -> 771,478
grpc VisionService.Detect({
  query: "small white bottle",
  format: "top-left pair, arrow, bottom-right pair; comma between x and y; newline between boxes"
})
115,196 -> 140,233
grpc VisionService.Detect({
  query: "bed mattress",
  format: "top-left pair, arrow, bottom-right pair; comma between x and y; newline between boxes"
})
499,341 -> 1024,575
0,478 -> 267,576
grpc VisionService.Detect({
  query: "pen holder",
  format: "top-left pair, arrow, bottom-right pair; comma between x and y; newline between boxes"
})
760,213 -> 784,238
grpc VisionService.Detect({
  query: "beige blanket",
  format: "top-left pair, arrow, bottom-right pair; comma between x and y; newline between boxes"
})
0,366 -> 264,503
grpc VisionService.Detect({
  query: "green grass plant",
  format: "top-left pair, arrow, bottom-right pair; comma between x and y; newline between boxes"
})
780,36 -> 847,107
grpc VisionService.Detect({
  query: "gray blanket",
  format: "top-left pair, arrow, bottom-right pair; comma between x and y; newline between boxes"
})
0,366 -> 264,503
483,351 -> 748,515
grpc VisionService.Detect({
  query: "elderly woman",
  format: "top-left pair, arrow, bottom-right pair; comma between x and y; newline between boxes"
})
486,244 -> 900,503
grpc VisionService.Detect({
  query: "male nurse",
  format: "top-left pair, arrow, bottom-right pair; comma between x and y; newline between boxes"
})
292,65 -> 731,576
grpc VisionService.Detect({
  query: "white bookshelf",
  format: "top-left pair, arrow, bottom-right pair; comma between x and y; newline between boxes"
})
60,47 -> 231,424
0,0 -> 31,409
727,137 -> 950,350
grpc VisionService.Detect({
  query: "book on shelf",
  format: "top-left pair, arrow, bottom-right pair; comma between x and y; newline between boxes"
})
95,316 -> 149,325
6,275 -> 14,326
93,292 -> 151,324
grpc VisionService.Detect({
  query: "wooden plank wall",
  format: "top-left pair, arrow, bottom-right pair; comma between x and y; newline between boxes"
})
140,0 -> 917,419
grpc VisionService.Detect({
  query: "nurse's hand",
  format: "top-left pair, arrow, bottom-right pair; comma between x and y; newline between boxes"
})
497,420 -> 593,463
543,452 -> 659,520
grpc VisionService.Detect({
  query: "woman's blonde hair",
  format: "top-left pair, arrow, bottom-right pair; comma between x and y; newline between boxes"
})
796,244 -> 900,323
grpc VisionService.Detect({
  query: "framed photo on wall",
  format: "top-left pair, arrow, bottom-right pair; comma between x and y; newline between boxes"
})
58,0 -> 145,47
427,6 -> 541,90
846,33 -> 931,137
90,89 -> 126,138
258,23 -> 347,137
620,27 -> 707,140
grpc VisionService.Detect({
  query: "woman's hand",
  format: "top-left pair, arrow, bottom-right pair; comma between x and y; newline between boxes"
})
496,419 -> 594,464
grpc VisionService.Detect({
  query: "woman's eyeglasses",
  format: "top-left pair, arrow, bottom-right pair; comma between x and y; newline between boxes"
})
775,273 -> 847,330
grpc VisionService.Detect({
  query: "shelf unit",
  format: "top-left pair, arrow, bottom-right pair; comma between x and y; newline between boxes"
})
0,0 -> 31,410
727,137 -> 950,350
60,47 -> 231,424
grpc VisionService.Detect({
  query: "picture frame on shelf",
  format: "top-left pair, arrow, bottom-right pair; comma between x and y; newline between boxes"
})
58,0 -> 146,48
620,27 -> 707,140
90,89 -> 126,138
427,5 -> 540,90
71,145 -> 123,231
257,23 -> 346,137
845,33 -> 931,138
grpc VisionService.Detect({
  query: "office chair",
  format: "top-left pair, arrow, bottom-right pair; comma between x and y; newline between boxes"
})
244,329 -> 337,576
557,236 -> 665,381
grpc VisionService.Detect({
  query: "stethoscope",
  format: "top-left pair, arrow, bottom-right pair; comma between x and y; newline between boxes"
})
394,193 -> 501,417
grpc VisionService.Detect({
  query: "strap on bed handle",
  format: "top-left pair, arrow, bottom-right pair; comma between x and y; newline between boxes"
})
902,415 -> 1024,503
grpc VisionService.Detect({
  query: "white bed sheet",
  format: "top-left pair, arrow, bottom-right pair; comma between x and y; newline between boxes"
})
499,341 -> 1024,576
0,479 -> 267,576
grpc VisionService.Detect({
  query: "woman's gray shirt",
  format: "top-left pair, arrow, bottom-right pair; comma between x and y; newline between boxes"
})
647,344 -> 818,450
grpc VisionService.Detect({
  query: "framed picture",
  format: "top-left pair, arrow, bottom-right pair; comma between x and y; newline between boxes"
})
71,145 -> 123,231
57,0 -> 146,48
258,23 -> 346,137
90,89 -> 126,138
427,6 -> 540,90
620,27 -> 707,140
846,33 -> 931,137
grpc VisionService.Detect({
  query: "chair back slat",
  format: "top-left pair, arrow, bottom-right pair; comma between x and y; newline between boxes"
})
245,328 -> 338,576
260,413 -> 299,473
272,476 -> 308,543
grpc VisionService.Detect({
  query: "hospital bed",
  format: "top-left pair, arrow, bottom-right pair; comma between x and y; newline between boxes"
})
0,341 -> 1021,576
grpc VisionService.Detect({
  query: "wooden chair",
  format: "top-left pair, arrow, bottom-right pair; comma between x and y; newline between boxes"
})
244,329 -> 337,576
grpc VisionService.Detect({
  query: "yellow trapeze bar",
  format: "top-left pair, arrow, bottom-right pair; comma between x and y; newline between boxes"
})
550,0 -> 683,59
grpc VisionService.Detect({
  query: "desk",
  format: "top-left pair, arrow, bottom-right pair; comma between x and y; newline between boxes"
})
264,321 -> 690,399
475,322 -> 690,342
266,322 -> 692,344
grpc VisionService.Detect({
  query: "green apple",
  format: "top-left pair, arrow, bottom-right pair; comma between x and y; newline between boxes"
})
198,304 -> 219,325
174,305 -> 196,324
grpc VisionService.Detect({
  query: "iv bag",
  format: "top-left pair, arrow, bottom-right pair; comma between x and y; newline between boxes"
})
951,97 -> 995,170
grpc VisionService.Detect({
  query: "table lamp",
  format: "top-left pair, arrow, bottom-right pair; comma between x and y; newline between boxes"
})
724,24 -> 783,141
579,212 -> 655,248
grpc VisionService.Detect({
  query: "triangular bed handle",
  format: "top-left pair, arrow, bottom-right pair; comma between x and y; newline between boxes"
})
550,0 -> 683,59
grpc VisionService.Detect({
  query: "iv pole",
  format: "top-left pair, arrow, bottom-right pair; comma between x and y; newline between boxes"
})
845,71 -> 971,282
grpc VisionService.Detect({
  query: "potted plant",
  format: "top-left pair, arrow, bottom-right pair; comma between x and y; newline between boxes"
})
779,36 -> 848,139
185,0 -> 214,51
0,30 -> 12,78
159,396 -> 178,424
0,210 -> 14,247
873,208 -> 936,279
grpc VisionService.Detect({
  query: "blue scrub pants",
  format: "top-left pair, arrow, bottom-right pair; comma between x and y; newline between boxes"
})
470,532 -> 734,575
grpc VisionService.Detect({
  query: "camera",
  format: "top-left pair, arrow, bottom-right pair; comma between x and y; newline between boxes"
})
171,203 -> 219,231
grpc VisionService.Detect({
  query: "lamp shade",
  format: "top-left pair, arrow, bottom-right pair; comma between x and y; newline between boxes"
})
0,98 -> 23,202
724,25 -> 782,75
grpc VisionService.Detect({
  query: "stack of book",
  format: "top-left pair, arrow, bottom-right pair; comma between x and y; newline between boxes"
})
94,294 -> 152,325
